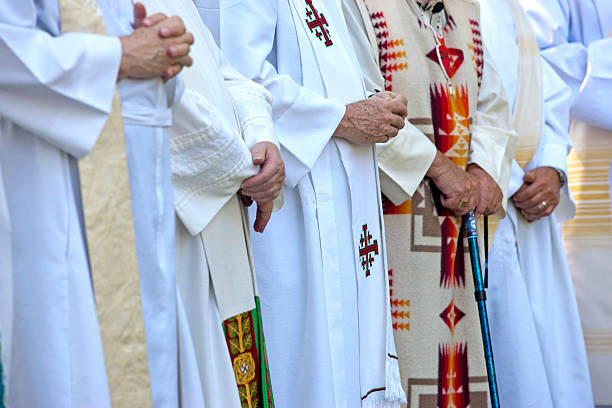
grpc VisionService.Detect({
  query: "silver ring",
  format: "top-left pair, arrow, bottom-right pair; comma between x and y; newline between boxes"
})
541,200 -> 547,208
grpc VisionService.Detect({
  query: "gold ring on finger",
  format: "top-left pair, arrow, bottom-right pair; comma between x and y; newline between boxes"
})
540,200 -> 547,209
459,200 -> 468,208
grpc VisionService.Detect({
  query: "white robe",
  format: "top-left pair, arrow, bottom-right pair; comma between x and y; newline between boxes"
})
203,1 -> 401,406
480,1 -> 594,406
520,0 -> 612,403
0,162 -> 11,405
0,1 -> 179,406
142,1 -> 279,404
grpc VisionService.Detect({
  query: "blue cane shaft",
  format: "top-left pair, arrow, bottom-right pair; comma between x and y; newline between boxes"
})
464,213 -> 501,408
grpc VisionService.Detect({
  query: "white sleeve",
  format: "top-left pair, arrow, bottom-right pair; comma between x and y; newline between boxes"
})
0,0 -> 121,158
218,50 -> 279,150
469,47 -> 517,217
219,0 -> 346,187
521,0 -> 612,130
170,88 -> 259,236
537,60 -> 576,221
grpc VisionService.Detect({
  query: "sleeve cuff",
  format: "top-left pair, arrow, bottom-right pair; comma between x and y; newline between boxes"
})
377,123 -> 437,205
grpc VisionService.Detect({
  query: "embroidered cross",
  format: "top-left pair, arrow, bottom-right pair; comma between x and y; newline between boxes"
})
305,0 -> 333,47
359,224 -> 379,277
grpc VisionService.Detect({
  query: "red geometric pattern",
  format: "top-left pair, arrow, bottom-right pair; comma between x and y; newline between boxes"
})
430,84 -> 470,289
389,269 -> 411,331
304,0 -> 333,47
370,11 -> 408,91
438,343 -> 470,408
359,224 -> 379,277
468,19 -> 484,88
426,45 -> 464,80
439,297 -> 466,336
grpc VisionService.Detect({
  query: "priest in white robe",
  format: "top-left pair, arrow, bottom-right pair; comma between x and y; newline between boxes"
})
203,1 -> 408,406
0,166 -> 10,407
521,0 -> 612,403
140,0 -> 284,406
480,0 -> 593,406
0,2 -> 193,406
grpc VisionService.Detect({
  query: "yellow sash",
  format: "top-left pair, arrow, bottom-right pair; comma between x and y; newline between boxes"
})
58,1 -> 152,406
507,0 -> 542,168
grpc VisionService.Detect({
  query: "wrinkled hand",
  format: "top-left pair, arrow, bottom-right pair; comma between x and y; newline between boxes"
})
118,3 -> 194,80
512,166 -> 561,222
240,142 -> 285,233
333,91 -> 407,144
427,151 -> 479,216
467,163 -> 503,217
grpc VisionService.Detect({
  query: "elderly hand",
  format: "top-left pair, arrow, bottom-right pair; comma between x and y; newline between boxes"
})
333,91 -> 408,144
427,151 -> 480,216
240,142 -> 285,233
118,3 -> 194,81
467,163 -> 503,217
512,166 -> 561,222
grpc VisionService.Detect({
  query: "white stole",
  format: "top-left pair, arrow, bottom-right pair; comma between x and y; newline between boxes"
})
140,0 -> 256,320
506,0 -> 543,169
287,0 -> 404,404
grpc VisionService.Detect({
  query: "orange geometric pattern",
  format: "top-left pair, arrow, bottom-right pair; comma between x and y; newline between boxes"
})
370,11 -> 408,91
431,83 -> 470,288
438,343 -> 470,408
389,269 -> 411,331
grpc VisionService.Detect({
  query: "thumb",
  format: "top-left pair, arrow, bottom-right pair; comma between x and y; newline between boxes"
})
251,143 -> 267,166
133,2 -> 147,28
253,201 -> 273,233
523,170 -> 536,184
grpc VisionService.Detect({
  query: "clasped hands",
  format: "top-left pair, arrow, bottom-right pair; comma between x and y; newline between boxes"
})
512,167 -> 561,222
427,153 -> 502,217
118,2 -> 194,81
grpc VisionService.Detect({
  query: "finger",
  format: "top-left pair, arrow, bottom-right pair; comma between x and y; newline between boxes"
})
133,2 -> 147,28
254,201 -> 274,233
168,43 -> 191,58
523,170 -> 537,184
388,99 -> 408,117
142,12 -> 167,28
239,193 -> 253,207
169,55 -> 194,68
512,181 -> 542,205
250,144 -> 268,166
517,191 -> 550,212
242,160 -> 283,189
387,114 -> 405,130
511,182 -> 529,201
164,64 -> 184,79
158,16 -> 187,38
383,125 -> 399,139
242,187 -> 281,203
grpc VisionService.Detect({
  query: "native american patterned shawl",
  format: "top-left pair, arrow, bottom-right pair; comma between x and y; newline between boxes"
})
223,298 -> 274,408
562,121 -> 612,390
364,0 -> 489,406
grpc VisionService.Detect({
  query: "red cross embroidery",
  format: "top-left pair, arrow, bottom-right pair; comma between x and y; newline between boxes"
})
305,0 -> 333,47
359,224 -> 379,277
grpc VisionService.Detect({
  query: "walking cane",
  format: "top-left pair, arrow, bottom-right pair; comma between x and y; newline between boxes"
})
464,211 -> 501,408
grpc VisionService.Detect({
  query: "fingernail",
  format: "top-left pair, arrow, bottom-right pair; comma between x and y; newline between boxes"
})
161,27 -> 170,36
143,18 -> 151,25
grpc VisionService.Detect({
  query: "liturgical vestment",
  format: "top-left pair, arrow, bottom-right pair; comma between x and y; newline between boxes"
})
358,0 -> 516,406
0,1 -> 180,406
481,0 -> 593,406
142,0 -> 279,406
521,0 -> 612,403
205,0 -> 404,406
